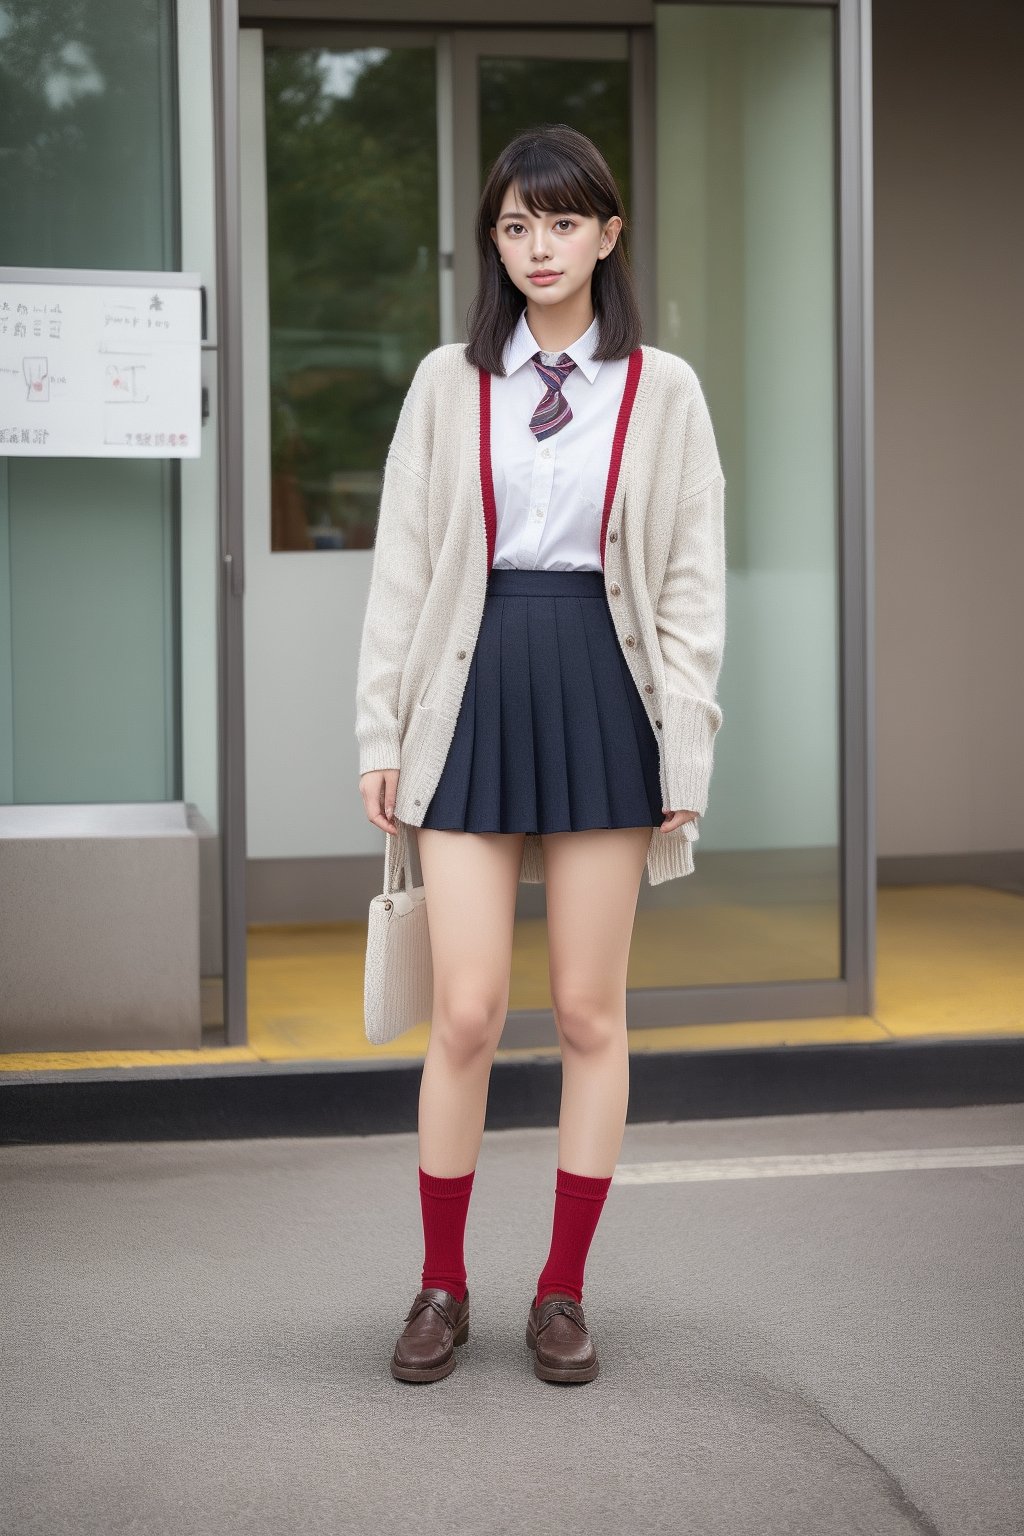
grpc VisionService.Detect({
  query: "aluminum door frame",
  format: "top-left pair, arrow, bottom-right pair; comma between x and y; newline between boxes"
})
211,0 -> 874,1038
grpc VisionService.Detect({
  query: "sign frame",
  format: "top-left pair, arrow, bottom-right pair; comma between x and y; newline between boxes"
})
0,267 -> 205,459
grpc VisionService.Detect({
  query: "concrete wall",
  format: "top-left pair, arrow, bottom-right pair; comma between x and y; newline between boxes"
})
873,0 -> 1024,857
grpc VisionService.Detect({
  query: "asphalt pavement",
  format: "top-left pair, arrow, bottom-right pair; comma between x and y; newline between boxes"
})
3,1103 -> 1022,1535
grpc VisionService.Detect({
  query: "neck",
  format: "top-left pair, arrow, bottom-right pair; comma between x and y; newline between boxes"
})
524,294 -> 595,355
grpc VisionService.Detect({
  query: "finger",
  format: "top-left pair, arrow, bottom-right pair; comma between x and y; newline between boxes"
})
374,791 -> 398,835
361,783 -> 399,836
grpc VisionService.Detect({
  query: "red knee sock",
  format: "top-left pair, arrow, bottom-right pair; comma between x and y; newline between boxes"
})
419,1166 -> 475,1301
534,1167 -> 613,1307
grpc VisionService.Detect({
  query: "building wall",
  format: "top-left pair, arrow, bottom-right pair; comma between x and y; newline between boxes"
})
873,0 -> 1024,857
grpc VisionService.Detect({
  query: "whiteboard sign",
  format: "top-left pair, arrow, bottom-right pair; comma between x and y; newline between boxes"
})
0,278 -> 202,458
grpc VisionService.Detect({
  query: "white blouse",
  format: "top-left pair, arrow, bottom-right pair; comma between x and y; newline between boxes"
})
490,310 -> 628,572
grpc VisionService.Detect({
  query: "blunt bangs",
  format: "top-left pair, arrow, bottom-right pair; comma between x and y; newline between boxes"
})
492,144 -> 605,224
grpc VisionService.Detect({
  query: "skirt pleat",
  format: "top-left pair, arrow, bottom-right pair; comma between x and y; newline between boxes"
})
420,568 -> 663,834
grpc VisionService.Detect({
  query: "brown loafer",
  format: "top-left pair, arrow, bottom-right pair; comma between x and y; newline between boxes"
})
390,1285 -> 470,1382
526,1291 -> 599,1383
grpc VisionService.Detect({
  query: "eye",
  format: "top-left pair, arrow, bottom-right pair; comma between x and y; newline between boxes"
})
502,218 -> 577,235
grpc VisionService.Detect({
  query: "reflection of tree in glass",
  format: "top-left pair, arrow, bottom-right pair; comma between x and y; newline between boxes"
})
264,45 -> 440,552
0,0 -> 175,270
479,58 -> 631,219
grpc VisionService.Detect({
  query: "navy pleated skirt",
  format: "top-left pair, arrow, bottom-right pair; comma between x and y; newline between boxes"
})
420,568 -> 664,834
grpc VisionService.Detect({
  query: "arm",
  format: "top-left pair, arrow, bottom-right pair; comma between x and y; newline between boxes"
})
654,374 -> 727,816
354,365 -> 434,777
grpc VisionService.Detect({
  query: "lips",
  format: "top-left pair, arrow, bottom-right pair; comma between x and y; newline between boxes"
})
529,271 -> 562,282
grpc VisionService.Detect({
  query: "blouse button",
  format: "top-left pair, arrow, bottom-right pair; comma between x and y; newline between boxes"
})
609,583 -> 620,596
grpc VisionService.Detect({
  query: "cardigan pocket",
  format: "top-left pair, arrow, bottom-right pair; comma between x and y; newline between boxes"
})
418,658 -> 441,710
400,689 -> 435,763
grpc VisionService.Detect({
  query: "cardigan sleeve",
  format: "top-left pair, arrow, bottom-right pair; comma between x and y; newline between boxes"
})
654,374 -> 727,816
354,365 -> 434,777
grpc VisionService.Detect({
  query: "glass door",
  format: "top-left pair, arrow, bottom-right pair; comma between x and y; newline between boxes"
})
239,9 -> 867,1058
642,3 -> 845,1016
448,16 -> 851,1026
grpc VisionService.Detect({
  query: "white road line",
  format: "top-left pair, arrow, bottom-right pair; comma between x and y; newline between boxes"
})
612,1146 -> 1024,1184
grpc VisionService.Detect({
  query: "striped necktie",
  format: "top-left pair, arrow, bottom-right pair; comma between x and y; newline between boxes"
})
529,352 -> 578,441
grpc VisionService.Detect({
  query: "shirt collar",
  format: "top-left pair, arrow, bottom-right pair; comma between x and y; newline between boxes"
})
502,309 -> 604,383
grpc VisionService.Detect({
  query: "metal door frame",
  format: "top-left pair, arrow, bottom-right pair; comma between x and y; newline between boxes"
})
211,0 -> 874,1040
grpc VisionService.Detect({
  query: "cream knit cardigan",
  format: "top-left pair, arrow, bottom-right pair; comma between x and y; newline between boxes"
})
355,340 -> 726,886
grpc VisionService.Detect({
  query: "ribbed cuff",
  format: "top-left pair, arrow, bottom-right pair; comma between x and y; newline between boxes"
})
358,725 -> 402,778
661,688 -> 723,815
419,1167 -> 476,1198
555,1167 -> 612,1201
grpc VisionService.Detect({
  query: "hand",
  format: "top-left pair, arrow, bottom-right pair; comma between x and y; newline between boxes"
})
660,807 -> 699,834
360,769 -> 401,837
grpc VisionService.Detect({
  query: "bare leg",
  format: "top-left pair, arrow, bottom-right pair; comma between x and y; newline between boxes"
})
541,826 -> 652,1176
413,826 -> 527,1175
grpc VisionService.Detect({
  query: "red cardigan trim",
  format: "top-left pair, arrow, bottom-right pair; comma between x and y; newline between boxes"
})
478,346 -> 644,572
478,359 -> 497,571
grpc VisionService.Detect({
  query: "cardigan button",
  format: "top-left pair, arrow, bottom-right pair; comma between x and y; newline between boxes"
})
644,684 -> 653,694
457,650 -> 466,659
609,583 -> 620,596
624,635 -> 636,647
414,798 -> 421,806
654,720 -> 662,730
609,531 -> 617,542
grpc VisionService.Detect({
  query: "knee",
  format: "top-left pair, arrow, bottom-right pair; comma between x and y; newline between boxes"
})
551,993 -> 623,1053
432,991 -> 504,1062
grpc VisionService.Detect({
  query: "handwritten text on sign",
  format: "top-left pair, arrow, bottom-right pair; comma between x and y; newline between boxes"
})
0,280 -> 201,458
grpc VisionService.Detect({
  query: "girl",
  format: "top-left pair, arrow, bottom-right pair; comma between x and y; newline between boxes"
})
356,123 -> 726,1386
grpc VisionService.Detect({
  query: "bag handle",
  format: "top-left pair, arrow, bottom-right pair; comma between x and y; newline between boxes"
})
383,819 -> 414,899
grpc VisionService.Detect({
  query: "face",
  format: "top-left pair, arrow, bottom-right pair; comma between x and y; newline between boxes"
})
489,180 -> 622,306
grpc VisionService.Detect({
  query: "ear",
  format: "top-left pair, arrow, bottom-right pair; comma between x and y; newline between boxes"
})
601,215 -> 624,253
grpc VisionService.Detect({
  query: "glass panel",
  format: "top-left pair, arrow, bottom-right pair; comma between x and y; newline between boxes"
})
3,458 -> 176,801
0,0 -> 225,1047
263,43 -> 439,553
0,0 -> 178,806
478,55 -> 631,213
644,2 -> 841,987
0,0 -> 176,270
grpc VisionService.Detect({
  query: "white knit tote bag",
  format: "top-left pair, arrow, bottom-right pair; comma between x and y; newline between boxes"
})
364,819 -> 433,1045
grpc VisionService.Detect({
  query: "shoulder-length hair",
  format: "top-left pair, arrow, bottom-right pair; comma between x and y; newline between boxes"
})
464,123 -> 644,376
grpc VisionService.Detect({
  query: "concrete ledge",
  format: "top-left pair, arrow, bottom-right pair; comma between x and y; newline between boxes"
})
1,1035 -> 1022,1143
0,802 -> 201,1051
